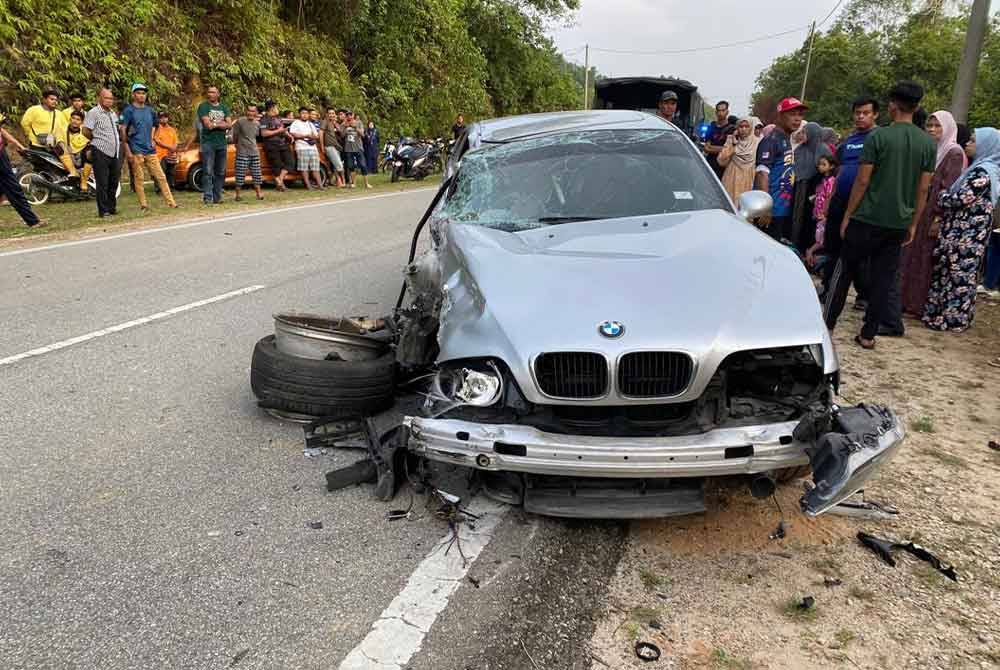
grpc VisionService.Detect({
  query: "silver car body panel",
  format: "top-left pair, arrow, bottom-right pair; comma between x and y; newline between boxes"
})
432,210 -> 838,406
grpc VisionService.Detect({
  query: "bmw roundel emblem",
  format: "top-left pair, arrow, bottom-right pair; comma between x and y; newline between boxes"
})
598,320 -> 625,338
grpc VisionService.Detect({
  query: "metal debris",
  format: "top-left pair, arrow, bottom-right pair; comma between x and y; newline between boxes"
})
308,521 -> 324,530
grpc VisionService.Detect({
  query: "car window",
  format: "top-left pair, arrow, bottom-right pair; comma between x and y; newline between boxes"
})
437,129 -> 731,232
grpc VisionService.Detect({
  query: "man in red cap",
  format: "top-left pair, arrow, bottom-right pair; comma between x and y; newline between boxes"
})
754,97 -> 807,240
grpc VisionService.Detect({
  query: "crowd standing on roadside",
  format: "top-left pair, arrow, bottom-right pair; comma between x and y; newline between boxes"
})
1,83 -> 412,227
689,79 -> 998,361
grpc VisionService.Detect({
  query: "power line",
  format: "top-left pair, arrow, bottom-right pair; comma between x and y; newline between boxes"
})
566,0 -> 846,58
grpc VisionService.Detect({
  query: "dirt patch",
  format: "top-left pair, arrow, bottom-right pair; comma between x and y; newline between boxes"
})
589,296 -> 1000,670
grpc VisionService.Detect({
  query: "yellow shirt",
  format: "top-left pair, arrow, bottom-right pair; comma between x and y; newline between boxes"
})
61,107 -> 84,124
67,128 -> 89,154
21,104 -> 68,145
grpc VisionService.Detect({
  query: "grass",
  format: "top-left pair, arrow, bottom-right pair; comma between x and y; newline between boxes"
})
781,596 -> 819,621
910,416 -> 936,433
638,568 -> 668,591
0,172 -> 437,241
629,606 -> 661,628
710,647 -> 753,670
621,621 -> 641,641
832,629 -> 856,649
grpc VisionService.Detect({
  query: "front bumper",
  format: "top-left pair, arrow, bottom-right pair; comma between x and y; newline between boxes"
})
404,417 -> 811,478
404,405 -> 905,518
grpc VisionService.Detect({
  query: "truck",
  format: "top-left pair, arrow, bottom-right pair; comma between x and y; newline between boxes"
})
593,76 -> 709,138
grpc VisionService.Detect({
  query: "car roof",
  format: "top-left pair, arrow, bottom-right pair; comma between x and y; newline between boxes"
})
468,110 -> 676,145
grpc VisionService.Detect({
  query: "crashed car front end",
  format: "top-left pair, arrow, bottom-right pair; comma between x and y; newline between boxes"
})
389,115 -> 905,519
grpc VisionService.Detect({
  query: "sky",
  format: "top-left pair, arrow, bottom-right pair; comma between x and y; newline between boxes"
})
549,0 -> 848,115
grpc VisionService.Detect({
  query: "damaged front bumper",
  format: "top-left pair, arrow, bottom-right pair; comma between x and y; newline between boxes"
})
403,404 -> 904,518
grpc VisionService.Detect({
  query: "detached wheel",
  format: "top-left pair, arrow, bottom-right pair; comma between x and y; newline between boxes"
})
250,335 -> 395,419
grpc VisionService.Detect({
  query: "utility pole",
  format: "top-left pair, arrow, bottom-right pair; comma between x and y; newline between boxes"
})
583,44 -> 590,110
801,21 -> 817,101
952,0 -> 991,123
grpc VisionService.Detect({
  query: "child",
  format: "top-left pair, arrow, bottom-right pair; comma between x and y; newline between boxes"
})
66,110 -> 92,193
806,154 -> 837,270
153,112 -> 179,192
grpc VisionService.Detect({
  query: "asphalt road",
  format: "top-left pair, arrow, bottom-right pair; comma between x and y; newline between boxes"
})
0,190 -> 625,670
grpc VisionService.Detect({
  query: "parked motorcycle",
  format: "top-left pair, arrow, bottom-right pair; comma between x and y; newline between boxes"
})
15,147 -> 119,205
379,141 -> 396,174
390,137 -> 443,182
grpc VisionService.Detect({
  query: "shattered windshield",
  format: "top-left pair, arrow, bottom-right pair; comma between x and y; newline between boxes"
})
437,129 -> 731,232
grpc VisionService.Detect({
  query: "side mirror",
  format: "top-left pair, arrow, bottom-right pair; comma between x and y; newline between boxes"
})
738,190 -> 773,225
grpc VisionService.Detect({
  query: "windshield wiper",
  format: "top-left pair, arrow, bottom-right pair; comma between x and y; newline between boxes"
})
536,216 -> 601,224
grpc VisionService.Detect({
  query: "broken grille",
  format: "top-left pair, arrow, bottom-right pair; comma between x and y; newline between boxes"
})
535,352 -> 608,399
618,352 -> 694,398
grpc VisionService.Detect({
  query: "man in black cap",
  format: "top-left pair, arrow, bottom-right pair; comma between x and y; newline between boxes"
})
657,91 -> 678,124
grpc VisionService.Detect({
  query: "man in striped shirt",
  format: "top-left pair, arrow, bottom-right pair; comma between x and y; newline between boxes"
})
83,87 -> 122,217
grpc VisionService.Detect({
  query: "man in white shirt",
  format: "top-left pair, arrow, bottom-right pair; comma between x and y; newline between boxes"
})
289,106 -> 324,190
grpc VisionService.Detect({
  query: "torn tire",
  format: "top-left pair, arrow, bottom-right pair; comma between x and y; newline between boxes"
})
250,335 -> 395,419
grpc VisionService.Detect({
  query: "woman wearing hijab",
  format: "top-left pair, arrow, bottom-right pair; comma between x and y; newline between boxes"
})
899,110 -> 967,318
717,116 -> 761,202
363,120 -> 380,175
791,122 -> 832,251
922,127 -> 1000,332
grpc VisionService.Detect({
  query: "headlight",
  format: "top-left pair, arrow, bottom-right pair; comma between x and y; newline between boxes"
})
435,361 -> 503,407
413,157 -> 426,167
394,161 -> 402,166
807,343 -> 824,368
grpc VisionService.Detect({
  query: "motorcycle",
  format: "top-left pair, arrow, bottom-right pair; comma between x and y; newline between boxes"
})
15,147 -> 119,205
379,141 -> 396,174
390,137 -> 444,182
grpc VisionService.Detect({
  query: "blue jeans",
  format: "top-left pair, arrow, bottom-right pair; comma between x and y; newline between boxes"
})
984,230 -> 1000,290
200,144 -> 227,203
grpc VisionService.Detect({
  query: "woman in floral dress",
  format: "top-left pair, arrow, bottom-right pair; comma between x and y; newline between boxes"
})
923,127 -> 1000,332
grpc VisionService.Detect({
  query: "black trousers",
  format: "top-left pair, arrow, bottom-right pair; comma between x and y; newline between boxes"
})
823,220 -> 906,340
822,193 -> 870,301
0,151 -> 40,226
91,150 -> 120,216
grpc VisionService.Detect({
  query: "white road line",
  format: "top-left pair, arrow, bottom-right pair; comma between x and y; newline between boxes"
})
338,500 -> 508,670
0,188 -> 437,259
0,285 -> 266,368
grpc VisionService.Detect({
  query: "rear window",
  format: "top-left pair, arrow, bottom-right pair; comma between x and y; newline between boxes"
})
438,129 -> 731,232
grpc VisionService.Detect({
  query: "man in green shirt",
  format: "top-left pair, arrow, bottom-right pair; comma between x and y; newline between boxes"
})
196,85 -> 232,204
824,81 -> 935,349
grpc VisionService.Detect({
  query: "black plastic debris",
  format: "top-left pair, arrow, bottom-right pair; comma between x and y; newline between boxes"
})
857,531 -> 958,581
769,520 -> 787,540
326,459 -> 378,491
467,575 -> 481,588
823,576 -> 843,588
308,521 -> 324,530
798,595 -> 816,610
989,440 -> 999,452
634,641 -> 661,662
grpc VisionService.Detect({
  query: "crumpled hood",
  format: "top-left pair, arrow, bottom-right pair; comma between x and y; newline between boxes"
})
435,210 -> 836,405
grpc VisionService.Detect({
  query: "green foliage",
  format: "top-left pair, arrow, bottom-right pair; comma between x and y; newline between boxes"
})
0,0 -> 581,139
753,0 -> 1000,130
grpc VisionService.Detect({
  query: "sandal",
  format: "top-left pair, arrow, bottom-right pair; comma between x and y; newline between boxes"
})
854,335 -> 876,350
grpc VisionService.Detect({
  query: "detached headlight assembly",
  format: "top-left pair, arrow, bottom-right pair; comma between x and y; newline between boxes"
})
435,361 -> 504,407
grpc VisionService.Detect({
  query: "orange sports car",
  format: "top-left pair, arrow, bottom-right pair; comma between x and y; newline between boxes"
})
173,140 -> 333,191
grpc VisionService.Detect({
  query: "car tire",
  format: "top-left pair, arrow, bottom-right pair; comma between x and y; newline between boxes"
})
774,465 -> 812,482
187,164 -> 204,192
250,335 -> 395,419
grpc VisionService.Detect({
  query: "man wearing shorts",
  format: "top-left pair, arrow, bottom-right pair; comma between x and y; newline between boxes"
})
289,106 -> 323,190
343,110 -> 371,189
260,102 -> 293,191
320,108 -> 346,187
233,104 -> 264,201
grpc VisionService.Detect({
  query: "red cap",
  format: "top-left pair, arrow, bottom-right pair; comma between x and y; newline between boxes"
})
777,97 -> 809,113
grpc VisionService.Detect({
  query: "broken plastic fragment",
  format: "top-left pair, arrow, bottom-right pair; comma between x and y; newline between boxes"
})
856,531 -> 958,581
769,520 -> 787,540
308,521 -> 324,530
798,595 -> 815,610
